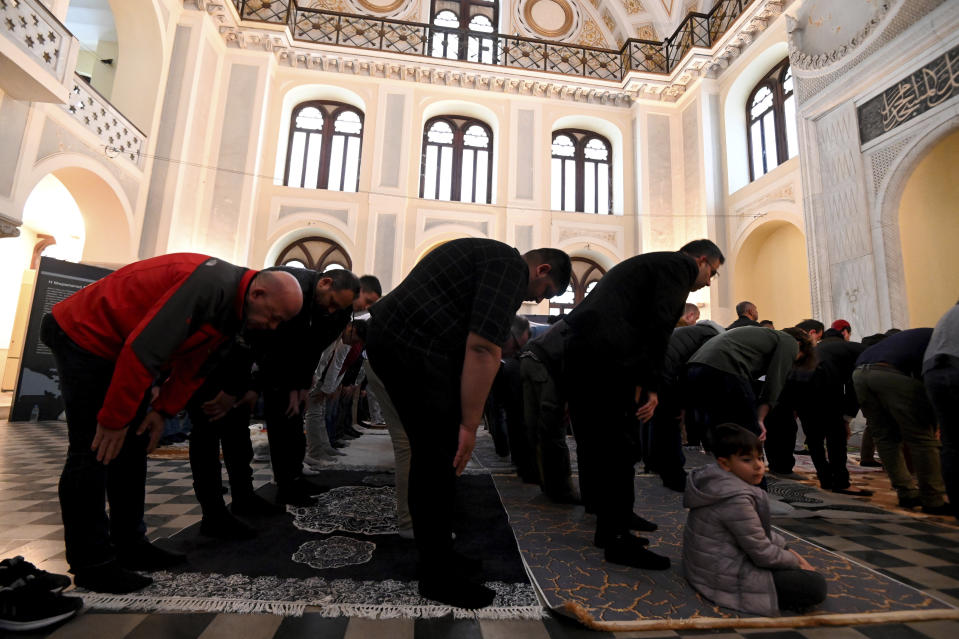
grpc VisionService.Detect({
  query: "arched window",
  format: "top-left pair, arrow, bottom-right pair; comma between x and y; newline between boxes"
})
420,116 -> 493,204
551,129 -> 612,214
284,101 -> 364,192
430,0 -> 498,64
746,58 -> 797,181
548,257 -> 605,316
275,236 -> 352,271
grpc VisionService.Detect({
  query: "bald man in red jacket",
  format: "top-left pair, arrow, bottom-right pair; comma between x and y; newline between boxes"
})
41,253 -> 302,594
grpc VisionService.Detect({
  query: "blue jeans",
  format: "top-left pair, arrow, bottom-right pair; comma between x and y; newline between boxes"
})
41,314 -> 149,572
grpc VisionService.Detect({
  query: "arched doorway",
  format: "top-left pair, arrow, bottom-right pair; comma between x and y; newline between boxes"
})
897,128 -> 959,327
275,236 -> 352,272
732,220 -> 811,329
548,257 -> 605,316
0,175 -> 87,389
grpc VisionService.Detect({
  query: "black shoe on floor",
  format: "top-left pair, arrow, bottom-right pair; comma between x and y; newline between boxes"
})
594,530 -> 649,549
116,540 -> 187,571
545,490 -> 582,505
604,535 -> 671,570
921,503 -> 955,516
629,513 -> 658,532
418,574 -> 495,609
331,440 -> 347,449
898,496 -> 922,509
0,556 -> 71,592
231,493 -> 285,517
344,426 -> 363,438
0,575 -> 83,632
73,561 -> 153,594
859,459 -> 883,468
832,487 -> 874,496
200,510 -> 257,540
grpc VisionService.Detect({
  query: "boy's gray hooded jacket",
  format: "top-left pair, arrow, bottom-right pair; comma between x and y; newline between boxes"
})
682,464 -> 800,616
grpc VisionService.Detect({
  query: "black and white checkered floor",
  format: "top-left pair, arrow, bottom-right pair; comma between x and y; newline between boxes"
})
2,420 -> 959,639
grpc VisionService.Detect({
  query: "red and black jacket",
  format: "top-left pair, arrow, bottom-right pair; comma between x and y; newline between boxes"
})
51,253 -> 256,430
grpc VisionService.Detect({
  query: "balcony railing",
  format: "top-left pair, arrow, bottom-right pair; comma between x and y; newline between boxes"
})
231,0 -> 753,81
61,75 -> 146,168
0,0 -> 79,101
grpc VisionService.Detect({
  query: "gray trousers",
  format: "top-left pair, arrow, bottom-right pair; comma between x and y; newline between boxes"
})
365,362 -> 412,531
853,365 -> 946,507
521,356 -> 573,498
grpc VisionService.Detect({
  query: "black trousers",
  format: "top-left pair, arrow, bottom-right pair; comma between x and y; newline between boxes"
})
186,382 -> 254,513
264,387 -> 306,488
41,314 -> 149,572
764,403 -> 799,473
797,401 -> 850,489
773,568 -> 828,612
685,364 -> 761,444
566,340 -> 638,536
367,330 -> 462,571
648,384 -> 685,485
925,360 -> 959,514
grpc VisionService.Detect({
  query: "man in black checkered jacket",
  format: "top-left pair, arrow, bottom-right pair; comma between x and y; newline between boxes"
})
366,238 -> 570,609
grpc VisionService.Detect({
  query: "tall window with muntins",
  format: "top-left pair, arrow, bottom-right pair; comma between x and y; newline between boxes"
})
548,258 -> 606,316
420,116 -> 493,204
284,101 -> 364,192
429,0 -> 498,63
275,236 -> 353,272
747,58 -> 797,181
551,129 -> 612,214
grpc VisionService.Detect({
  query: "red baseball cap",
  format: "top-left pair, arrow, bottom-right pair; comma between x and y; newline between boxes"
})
831,319 -> 851,332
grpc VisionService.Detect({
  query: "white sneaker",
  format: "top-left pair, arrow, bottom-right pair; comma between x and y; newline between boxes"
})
304,454 -> 335,469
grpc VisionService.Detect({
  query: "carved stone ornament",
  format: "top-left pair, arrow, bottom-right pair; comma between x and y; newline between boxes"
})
0,220 -> 22,239
787,1 -> 892,71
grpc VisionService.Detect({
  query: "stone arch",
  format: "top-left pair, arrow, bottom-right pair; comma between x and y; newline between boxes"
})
731,216 -> 811,329
101,0 -> 167,133
264,222 -> 356,270
873,118 -> 959,328
24,154 -> 136,266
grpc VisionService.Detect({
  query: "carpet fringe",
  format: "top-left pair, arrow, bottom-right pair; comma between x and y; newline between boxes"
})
80,594 -> 307,616
81,594 -> 544,620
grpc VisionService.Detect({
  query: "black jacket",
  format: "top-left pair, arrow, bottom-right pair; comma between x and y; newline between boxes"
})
811,337 -> 866,417
727,315 -> 760,330
662,321 -> 722,387
565,251 -> 699,392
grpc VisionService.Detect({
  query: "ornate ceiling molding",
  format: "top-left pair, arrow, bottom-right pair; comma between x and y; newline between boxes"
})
786,1 -> 893,72
190,0 -> 787,104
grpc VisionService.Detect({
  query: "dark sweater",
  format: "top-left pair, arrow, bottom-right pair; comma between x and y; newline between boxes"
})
856,328 -> 933,378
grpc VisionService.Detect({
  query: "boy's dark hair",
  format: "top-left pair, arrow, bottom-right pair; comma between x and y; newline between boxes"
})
795,319 -> 825,334
712,423 -> 761,459
680,239 -> 725,264
359,274 -> 382,296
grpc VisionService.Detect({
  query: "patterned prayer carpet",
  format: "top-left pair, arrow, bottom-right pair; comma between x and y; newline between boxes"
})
82,470 -> 540,619
494,471 -> 959,631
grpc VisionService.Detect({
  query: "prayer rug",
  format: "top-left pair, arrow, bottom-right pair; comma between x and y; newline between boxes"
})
82,470 -> 541,619
495,471 -> 959,631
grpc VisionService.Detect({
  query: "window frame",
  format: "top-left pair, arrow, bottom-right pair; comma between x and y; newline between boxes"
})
275,236 -> 353,271
548,257 -> 606,316
745,58 -> 794,182
283,100 -> 364,192
429,0 -> 498,63
551,128 -> 613,214
419,115 -> 494,204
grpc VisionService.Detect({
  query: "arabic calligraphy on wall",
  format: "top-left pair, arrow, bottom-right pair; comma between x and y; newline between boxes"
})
857,43 -> 959,146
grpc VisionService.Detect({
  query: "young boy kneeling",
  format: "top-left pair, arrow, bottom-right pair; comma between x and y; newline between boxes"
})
683,423 -> 827,615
